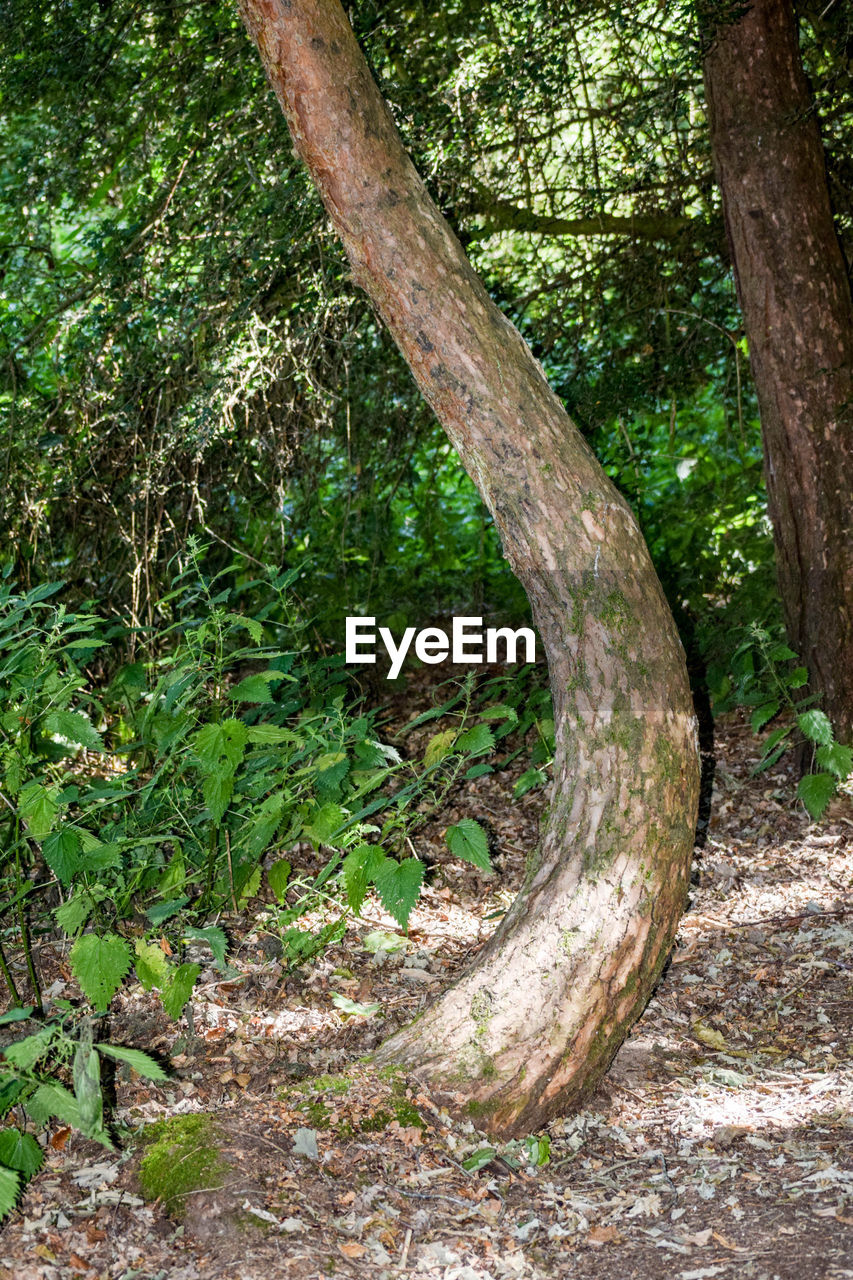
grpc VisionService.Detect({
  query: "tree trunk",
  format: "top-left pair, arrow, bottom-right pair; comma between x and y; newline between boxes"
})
703,0 -> 853,742
238,0 -> 699,1135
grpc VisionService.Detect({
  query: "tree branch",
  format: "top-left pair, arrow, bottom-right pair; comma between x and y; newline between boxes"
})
468,195 -> 697,240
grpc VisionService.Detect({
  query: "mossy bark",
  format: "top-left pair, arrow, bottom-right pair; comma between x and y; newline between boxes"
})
238,0 -> 700,1136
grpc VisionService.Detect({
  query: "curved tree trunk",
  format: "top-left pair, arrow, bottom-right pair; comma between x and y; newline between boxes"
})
703,0 -> 853,742
238,0 -> 699,1135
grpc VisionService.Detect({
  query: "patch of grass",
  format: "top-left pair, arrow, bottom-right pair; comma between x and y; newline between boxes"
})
298,1099 -> 332,1129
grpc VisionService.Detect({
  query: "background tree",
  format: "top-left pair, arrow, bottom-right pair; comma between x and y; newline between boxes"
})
702,0 -> 853,741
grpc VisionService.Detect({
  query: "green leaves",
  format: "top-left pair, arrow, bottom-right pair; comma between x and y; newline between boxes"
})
229,671 -> 284,703
0,1008 -> 34,1026
202,772 -> 233,824
794,710 -> 851,818
3,1028 -> 51,1071
70,933 -> 132,1013
193,719 -> 249,771
514,767 -> 547,798
455,724 -> 494,757
193,719 -> 248,824
797,773 -> 837,821
462,1146 -> 497,1172
373,857 -> 425,930
303,802 -> 347,846
133,941 -> 200,1020
750,701 -> 780,733
73,1028 -> 104,1136
183,925 -> 228,969
797,709 -> 833,747
723,627 -> 851,820
816,741 -> 853,780
25,1083 -> 83,1131
267,858 -> 292,903
160,963 -> 200,1020
342,844 -> 388,914
0,1128 -> 43,1180
44,709 -> 102,751
0,1165 -> 20,1221
17,781 -> 58,840
42,828 -> 83,886
446,819 -> 491,872
423,730 -> 457,767
330,992 -> 381,1018
96,1043 -> 168,1081
134,939 -> 170,991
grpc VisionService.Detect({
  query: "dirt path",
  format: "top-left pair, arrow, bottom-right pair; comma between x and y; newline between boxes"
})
1,704 -> 851,1280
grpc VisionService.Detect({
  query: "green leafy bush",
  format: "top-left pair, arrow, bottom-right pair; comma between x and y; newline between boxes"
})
710,624 -> 852,819
0,1007 -> 164,1220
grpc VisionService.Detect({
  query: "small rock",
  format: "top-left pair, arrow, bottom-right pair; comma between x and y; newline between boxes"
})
399,968 -> 436,984
713,1124 -> 750,1148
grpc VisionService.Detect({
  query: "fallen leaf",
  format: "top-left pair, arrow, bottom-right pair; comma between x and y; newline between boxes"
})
391,1124 -> 423,1146
588,1225 -> 621,1245
339,1242 -> 367,1259
330,991 -> 382,1017
712,1229 -> 745,1251
692,1021 -> 727,1051
293,1128 -> 319,1160
49,1126 -> 71,1150
682,1228 -> 713,1246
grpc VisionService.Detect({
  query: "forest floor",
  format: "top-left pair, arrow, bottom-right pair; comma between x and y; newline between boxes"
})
0,676 -> 851,1280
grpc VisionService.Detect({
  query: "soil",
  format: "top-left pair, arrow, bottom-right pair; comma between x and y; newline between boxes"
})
1,677 -> 851,1280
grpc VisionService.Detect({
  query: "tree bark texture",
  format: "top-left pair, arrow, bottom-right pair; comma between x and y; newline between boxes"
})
238,0 -> 699,1135
703,0 -> 853,741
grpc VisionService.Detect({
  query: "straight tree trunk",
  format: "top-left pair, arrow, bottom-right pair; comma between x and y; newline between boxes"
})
238,0 -> 699,1135
703,0 -> 853,742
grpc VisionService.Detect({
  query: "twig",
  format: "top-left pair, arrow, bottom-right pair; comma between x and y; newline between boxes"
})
395,1187 -> 474,1207
226,830 -> 239,913
658,1152 -> 677,1197
729,907 -> 852,929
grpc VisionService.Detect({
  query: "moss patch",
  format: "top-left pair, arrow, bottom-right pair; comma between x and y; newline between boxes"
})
137,1113 -> 228,1218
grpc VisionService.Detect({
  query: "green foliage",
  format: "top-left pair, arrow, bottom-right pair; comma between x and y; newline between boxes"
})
446,820 -> 491,872
160,963 -> 202,1020
0,557 -> 551,1035
710,625 -> 852,820
0,0 -> 801,671
0,1011 -> 164,1220
372,858 -> 427,930
70,935 -> 132,1014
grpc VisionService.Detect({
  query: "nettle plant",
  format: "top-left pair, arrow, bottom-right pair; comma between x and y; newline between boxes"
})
0,552 -> 556,1212
262,667 -> 553,967
711,623 -> 853,818
0,1006 -> 165,1217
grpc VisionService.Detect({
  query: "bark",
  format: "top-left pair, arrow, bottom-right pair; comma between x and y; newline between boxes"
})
703,0 -> 853,742
238,0 -> 699,1135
